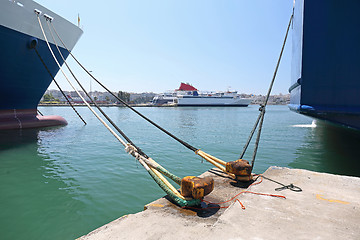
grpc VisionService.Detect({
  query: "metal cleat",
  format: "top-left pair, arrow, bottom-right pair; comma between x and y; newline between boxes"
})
34,9 -> 42,15
43,14 -> 53,22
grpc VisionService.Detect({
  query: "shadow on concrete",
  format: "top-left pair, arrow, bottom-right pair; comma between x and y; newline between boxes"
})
208,168 -> 256,189
164,196 -> 220,218
208,168 -> 233,180
229,179 -> 256,189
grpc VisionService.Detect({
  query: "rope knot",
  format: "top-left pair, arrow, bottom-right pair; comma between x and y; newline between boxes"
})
259,104 -> 265,112
125,144 -> 137,157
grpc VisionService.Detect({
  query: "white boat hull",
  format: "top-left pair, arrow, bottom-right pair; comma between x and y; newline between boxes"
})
177,96 -> 252,106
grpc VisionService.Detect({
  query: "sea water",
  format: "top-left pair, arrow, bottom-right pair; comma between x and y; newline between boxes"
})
1,105 -> 359,240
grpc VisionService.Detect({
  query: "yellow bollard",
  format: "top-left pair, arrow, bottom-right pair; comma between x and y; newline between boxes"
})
226,159 -> 253,181
180,176 -> 214,199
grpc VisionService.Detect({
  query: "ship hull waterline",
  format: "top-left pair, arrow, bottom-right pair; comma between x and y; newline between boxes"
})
289,0 -> 360,131
0,0 -> 83,130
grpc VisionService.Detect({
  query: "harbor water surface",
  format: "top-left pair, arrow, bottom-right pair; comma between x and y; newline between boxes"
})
1,105 -> 359,240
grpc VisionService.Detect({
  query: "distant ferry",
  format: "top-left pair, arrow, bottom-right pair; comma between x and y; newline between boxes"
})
0,0 -> 82,130
289,0 -> 360,130
152,83 -> 252,107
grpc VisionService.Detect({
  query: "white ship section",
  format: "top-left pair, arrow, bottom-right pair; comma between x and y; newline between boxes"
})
0,0 -> 82,49
177,96 -> 252,106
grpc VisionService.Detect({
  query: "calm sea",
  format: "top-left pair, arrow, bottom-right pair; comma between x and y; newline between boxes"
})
1,105 -> 359,239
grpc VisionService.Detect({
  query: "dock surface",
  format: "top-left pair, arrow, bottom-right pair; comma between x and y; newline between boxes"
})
78,167 -> 360,240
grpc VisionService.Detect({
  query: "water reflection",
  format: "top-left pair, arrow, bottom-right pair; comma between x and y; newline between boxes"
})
290,121 -> 360,177
0,128 -> 86,240
177,107 -> 199,129
0,129 -> 39,152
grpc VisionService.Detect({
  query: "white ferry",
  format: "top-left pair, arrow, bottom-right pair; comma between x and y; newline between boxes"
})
152,83 -> 252,107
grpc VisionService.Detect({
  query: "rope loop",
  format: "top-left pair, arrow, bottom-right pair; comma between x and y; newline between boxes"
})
275,183 -> 302,192
259,104 -> 265,112
125,143 -> 142,159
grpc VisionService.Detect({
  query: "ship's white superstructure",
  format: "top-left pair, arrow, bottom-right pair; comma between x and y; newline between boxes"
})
176,91 -> 252,106
151,93 -> 177,105
152,83 -> 252,107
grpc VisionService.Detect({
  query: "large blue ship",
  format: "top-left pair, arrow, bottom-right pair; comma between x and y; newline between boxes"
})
289,0 -> 360,130
0,0 -> 82,130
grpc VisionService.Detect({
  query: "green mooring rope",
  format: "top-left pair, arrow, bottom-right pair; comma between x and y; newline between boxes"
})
147,170 -> 200,207
152,165 -> 182,185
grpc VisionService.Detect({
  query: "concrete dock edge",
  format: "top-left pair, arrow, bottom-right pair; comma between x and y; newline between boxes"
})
78,167 -> 360,240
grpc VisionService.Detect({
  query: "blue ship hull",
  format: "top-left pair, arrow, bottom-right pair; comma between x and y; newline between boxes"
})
0,25 -> 68,110
0,0 -> 82,130
289,0 -> 360,130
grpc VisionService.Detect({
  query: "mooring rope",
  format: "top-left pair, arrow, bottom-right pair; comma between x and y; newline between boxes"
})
241,12 -> 294,169
36,9 -> 296,209
239,109 -> 262,159
36,14 -> 127,147
37,13 -> 202,207
259,174 -> 302,192
33,47 -> 87,125
49,21 -> 198,153
49,20 -> 235,177
45,20 -> 147,158
48,19 -> 245,178
183,175 -> 286,210
46,11 -> 293,179
37,109 -> 44,116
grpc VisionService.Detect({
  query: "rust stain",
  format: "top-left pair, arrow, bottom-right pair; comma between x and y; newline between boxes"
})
144,203 -> 165,210
316,194 -> 350,204
150,204 -> 164,208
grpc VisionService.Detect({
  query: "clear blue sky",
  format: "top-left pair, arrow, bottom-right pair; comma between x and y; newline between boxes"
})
37,0 -> 294,95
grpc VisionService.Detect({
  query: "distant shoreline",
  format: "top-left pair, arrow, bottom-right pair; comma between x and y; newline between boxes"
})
38,103 -> 288,107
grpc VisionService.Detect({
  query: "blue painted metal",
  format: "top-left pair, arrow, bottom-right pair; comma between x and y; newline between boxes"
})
0,25 -> 68,110
290,0 -> 360,130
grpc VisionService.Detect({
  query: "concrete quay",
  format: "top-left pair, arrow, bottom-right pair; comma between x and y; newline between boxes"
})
78,167 -> 360,240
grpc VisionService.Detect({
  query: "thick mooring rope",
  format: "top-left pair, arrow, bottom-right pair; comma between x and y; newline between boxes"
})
241,12 -> 294,169
183,175 -> 286,210
45,20 -> 147,158
49,21 -> 198,153
46,11 -> 293,179
37,109 -> 44,116
37,14 -> 127,147
33,47 -> 87,125
37,13 -> 201,207
50,21 -> 235,176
